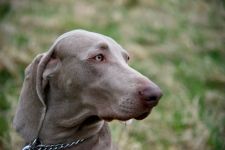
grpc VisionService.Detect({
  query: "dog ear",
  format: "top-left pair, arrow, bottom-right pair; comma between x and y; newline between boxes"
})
13,46 -> 61,142
13,53 -> 46,142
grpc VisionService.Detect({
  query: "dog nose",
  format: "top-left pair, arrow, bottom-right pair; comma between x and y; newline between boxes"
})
138,86 -> 162,105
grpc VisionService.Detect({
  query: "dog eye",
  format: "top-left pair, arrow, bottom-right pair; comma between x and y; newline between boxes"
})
94,54 -> 104,62
127,56 -> 130,61
125,55 -> 130,62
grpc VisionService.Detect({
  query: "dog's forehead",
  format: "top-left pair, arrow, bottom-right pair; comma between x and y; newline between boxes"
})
54,30 -> 127,55
56,30 -> 114,46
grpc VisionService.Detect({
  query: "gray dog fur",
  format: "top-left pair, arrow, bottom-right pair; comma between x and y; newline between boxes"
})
13,30 -> 162,150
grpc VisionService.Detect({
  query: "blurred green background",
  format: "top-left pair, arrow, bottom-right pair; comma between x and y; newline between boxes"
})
0,0 -> 224,149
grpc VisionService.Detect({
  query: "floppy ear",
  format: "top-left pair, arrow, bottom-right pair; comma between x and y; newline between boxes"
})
13,48 -> 61,142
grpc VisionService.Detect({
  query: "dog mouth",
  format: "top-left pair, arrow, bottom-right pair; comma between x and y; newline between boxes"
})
101,102 -> 157,121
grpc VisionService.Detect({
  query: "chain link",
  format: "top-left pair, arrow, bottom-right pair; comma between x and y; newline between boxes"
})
22,138 -> 85,150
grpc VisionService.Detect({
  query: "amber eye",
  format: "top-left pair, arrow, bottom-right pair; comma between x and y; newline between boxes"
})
94,54 -> 104,62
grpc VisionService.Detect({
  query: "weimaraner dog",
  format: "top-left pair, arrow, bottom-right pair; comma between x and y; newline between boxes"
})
13,29 -> 162,150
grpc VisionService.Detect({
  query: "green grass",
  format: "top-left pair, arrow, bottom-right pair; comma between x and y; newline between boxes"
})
0,0 -> 224,149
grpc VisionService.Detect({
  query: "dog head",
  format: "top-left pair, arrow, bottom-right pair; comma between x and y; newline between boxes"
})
13,30 -> 162,142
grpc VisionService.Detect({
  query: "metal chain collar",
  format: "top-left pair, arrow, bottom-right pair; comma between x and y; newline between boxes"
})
22,138 -> 86,150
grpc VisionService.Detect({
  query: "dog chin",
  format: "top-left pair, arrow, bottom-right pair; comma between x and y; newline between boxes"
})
102,111 -> 151,122
134,111 -> 151,120
102,117 -> 114,122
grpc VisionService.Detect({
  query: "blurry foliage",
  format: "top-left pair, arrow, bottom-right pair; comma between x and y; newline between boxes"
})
0,1 -> 11,21
0,0 -> 224,149
0,69 -> 11,149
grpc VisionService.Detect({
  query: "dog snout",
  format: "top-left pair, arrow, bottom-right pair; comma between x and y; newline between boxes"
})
138,85 -> 162,106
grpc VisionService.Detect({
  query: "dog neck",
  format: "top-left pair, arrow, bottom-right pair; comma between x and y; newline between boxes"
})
36,86 -> 112,149
37,120 -> 112,150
